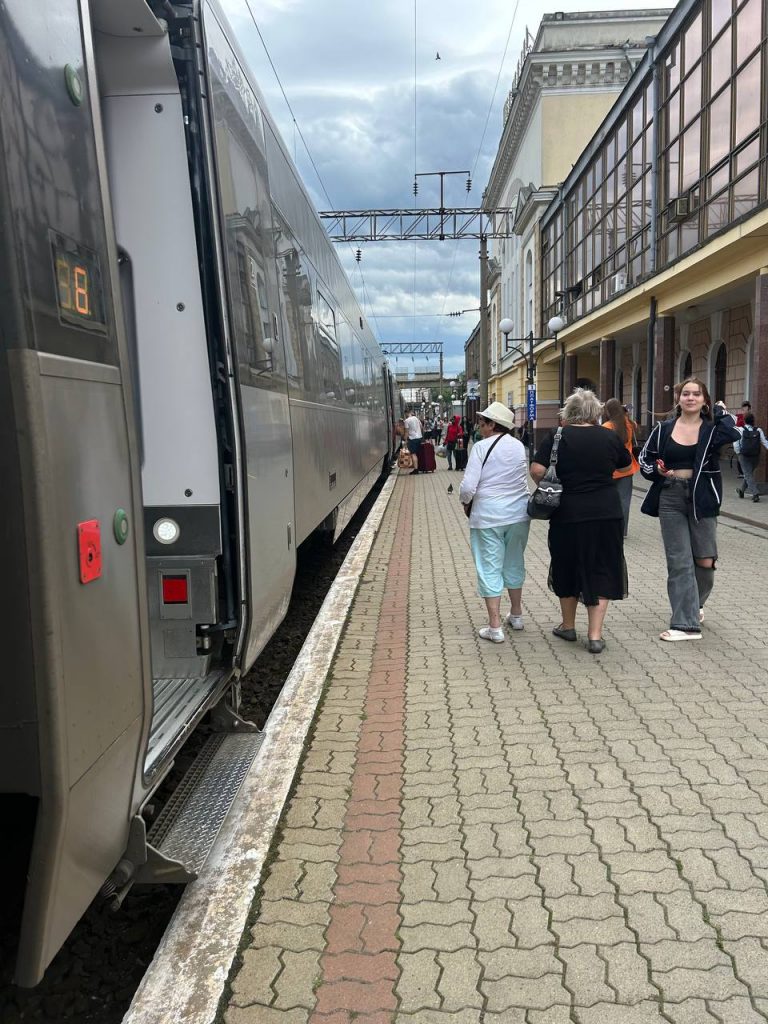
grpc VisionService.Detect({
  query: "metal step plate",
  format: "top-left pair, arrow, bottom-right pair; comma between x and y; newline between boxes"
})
147,731 -> 264,877
145,672 -> 227,777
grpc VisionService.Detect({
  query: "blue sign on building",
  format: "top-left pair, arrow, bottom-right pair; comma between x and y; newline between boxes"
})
526,384 -> 537,422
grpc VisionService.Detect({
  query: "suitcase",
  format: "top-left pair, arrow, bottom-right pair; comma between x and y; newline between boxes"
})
417,441 -> 436,473
454,446 -> 468,471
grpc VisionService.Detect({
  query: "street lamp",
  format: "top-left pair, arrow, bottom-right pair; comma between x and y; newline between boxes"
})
498,316 -> 565,463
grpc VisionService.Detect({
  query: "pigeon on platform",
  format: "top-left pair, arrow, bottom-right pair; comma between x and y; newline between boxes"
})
447,484 -> 453,493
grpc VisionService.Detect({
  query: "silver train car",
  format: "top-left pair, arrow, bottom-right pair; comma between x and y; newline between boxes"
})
0,0 -> 398,985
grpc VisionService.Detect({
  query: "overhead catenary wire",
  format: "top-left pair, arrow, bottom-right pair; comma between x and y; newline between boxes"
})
243,0 -> 383,341
431,0 -> 521,342
412,0 -> 418,344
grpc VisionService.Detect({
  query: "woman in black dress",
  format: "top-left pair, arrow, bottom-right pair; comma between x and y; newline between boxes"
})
531,388 -> 631,653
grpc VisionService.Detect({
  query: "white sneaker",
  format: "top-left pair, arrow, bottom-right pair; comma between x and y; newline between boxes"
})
506,614 -> 524,630
660,629 -> 702,642
699,608 -> 704,623
478,626 -> 505,643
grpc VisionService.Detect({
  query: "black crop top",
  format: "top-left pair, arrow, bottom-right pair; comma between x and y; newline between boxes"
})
664,436 -> 697,470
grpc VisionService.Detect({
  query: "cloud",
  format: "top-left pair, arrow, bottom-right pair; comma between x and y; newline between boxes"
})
220,0 -> 671,377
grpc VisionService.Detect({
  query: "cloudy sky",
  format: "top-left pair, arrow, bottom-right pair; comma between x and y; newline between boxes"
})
222,0 -> 669,377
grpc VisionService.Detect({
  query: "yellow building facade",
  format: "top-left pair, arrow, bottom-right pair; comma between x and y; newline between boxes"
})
482,9 -> 672,431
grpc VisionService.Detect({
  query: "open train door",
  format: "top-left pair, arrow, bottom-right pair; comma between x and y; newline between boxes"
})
0,1 -> 150,984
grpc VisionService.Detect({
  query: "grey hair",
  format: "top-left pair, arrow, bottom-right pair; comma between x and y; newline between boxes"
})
559,387 -> 603,425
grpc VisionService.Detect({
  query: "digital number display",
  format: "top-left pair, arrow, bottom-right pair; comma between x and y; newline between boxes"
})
50,234 -> 107,333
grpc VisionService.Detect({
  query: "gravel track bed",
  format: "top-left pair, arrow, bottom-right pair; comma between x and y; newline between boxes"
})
0,472 -> 387,1023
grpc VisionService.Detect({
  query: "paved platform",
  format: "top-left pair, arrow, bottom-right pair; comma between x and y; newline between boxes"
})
224,461 -> 768,1024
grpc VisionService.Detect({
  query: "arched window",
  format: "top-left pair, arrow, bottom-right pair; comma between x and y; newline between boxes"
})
616,369 -> 624,403
633,367 -> 643,420
713,343 -> 727,402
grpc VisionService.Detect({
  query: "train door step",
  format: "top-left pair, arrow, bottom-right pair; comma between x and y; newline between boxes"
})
145,672 -> 228,778
143,731 -> 264,881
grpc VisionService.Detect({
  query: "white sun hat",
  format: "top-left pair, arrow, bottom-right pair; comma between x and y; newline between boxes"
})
479,402 -> 515,430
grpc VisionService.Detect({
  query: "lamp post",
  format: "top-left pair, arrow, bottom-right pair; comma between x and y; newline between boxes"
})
498,316 -> 565,464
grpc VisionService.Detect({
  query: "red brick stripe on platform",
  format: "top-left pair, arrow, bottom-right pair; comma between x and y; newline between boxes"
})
309,485 -> 412,1024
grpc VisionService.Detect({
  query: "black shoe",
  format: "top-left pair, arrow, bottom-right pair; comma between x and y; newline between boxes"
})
587,639 -> 606,654
552,625 -> 577,642
410,469 -> 419,475
737,488 -> 745,498
753,495 -> 760,502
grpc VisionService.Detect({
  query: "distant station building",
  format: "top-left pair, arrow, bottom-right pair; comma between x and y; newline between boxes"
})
473,8 -> 673,429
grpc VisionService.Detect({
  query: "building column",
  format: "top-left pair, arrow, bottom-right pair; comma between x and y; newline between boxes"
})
653,315 -> 675,421
599,338 -> 616,400
753,270 -> 768,481
565,354 -> 578,396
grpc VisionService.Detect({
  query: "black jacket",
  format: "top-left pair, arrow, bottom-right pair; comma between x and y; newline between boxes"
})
639,411 -> 740,521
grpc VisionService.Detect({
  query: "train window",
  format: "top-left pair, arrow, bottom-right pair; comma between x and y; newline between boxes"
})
316,291 -> 337,348
206,15 -> 286,389
315,290 -> 342,402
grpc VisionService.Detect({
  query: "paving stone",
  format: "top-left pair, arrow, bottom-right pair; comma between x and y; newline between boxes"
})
225,1007 -> 309,1024
662,998 -> 720,1023
481,971 -> 570,1012
398,919 -> 475,953
434,949 -> 483,1010
399,899 -> 472,928
273,950 -> 321,1010
230,946 -> 282,1006
432,858 -> 472,901
561,943 -> 614,1005
654,891 -> 718,942
395,950 -> 441,1012
652,965 -> 749,1002
400,860 -> 436,903
258,899 -> 330,928
572,1002 -> 666,1023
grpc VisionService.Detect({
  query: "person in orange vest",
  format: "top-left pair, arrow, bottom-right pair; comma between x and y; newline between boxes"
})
602,398 -> 640,538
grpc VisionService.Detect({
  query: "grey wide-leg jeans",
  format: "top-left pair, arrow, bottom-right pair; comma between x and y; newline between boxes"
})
658,480 -> 717,631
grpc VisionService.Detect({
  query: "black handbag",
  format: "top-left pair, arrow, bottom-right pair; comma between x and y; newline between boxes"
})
527,427 -> 563,520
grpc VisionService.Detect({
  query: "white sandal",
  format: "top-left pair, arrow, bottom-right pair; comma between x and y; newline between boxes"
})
660,629 -> 702,642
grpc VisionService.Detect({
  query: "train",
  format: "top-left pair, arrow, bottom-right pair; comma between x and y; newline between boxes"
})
0,0 -> 399,986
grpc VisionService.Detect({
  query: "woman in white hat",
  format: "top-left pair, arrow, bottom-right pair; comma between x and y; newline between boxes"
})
459,402 -> 530,643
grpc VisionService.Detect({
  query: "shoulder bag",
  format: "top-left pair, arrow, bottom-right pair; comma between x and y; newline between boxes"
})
463,434 -> 504,519
527,427 -> 563,520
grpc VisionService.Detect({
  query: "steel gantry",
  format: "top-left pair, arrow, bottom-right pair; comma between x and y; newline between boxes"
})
319,208 -> 513,407
379,342 -> 445,401
317,207 -> 514,242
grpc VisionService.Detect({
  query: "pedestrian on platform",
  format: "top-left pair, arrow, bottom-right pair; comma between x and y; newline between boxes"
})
445,415 -> 463,470
639,378 -> 739,641
403,409 -> 423,475
602,398 -> 640,538
531,388 -> 631,654
735,401 -> 751,428
735,413 -> 768,502
459,402 -> 530,643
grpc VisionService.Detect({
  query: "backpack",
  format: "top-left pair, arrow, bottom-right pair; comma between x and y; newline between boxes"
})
740,426 -> 761,458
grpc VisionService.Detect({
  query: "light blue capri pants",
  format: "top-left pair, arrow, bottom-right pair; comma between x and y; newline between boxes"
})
470,521 -> 531,597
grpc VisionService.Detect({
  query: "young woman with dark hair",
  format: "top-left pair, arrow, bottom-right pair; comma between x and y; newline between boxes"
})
639,377 -> 739,641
